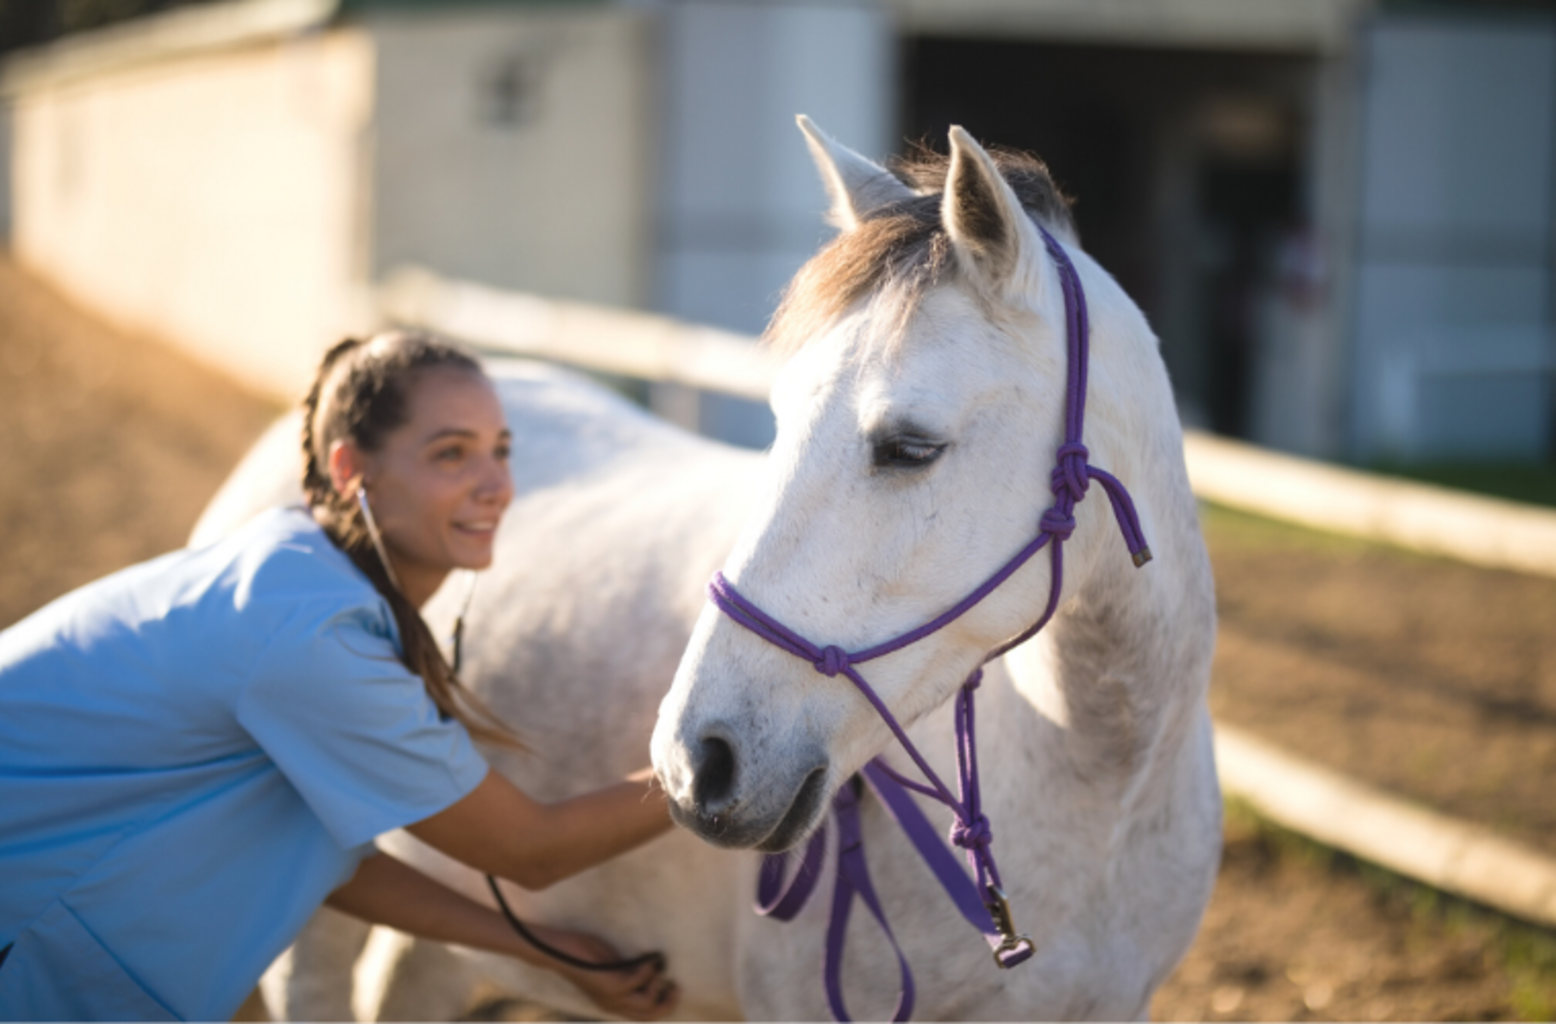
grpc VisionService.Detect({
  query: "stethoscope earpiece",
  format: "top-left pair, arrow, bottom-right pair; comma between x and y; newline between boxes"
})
356,485 -> 404,593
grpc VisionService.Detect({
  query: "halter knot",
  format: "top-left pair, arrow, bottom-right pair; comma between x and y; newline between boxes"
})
950,813 -> 993,851
1050,442 -> 1091,504
816,645 -> 850,678
1039,506 -> 1077,540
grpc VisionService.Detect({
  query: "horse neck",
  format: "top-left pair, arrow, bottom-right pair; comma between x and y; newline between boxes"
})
875,451 -> 1213,1006
887,426 -> 1213,863
994,429 -> 1216,811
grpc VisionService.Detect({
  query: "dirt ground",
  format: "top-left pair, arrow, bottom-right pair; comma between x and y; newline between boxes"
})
1148,508 -> 1556,1021
1204,506 -> 1556,860
3,254 -> 1553,1021
0,256 -> 279,626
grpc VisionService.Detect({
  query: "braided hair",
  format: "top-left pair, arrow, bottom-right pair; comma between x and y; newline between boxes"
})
301,330 -> 521,748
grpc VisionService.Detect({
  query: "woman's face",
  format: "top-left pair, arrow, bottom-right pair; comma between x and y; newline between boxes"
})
353,367 -> 514,602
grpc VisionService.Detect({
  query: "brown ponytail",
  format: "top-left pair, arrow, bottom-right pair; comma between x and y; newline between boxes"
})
301,330 -> 523,749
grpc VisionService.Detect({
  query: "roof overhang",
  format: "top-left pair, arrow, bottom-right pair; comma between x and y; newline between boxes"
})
888,0 -> 1373,54
1,0 -> 341,97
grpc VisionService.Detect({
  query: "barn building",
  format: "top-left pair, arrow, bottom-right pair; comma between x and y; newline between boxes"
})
2,0 -> 1552,463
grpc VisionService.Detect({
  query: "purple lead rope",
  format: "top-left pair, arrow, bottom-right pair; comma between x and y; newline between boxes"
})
711,226 -> 1152,1022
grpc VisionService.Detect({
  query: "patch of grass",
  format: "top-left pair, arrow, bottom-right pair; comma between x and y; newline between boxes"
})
1505,928 -> 1556,1021
1369,461 -> 1556,511
1223,798 -> 1556,1020
1197,500 -> 1386,559
1224,798 -> 1337,872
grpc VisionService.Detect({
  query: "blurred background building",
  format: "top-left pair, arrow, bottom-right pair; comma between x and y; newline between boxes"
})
1,0 -> 1552,462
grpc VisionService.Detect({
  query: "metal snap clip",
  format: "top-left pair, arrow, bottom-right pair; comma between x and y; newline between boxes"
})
986,885 -> 1034,969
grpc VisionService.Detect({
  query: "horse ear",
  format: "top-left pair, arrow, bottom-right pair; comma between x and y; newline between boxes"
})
943,125 -> 1044,304
797,115 -> 913,231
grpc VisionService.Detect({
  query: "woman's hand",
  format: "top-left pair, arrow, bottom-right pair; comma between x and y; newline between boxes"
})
523,923 -> 680,1021
327,853 -> 679,1020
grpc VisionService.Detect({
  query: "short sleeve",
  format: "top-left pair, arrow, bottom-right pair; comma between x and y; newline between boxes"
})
236,599 -> 489,850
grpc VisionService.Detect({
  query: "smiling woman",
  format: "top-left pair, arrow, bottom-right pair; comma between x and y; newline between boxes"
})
0,330 -> 680,1023
300,334 -> 519,744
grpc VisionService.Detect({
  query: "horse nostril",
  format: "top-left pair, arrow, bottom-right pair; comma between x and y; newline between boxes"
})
692,735 -> 737,811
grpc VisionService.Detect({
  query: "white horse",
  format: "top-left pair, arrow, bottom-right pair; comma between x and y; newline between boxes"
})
197,120 -> 1218,1021
649,120 -> 1219,1020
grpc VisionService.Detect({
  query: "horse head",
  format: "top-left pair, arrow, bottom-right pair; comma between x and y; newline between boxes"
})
652,119 -> 1141,852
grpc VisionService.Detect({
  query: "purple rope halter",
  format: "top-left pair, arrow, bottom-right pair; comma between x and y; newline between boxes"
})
708,225 -> 1152,1021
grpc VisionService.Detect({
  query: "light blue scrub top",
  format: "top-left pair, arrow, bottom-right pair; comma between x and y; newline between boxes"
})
0,507 -> 490,1021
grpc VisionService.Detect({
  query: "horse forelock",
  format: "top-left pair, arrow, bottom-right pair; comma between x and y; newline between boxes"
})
765,146 -> 1075,356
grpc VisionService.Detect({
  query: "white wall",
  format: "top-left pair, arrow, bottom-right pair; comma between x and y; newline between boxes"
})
11,29 -> 373,399
368,6 -> 652,309
657,0 -> 892,336
654,0 -> 893,444
1349,14 -> 1556,462
4,0 -> 888,422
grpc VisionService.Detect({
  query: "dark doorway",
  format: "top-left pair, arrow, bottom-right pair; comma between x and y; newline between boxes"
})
902,38 -> 1312,438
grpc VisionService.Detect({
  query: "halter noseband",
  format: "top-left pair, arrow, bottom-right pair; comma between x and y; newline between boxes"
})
705,225 -> 1152,1021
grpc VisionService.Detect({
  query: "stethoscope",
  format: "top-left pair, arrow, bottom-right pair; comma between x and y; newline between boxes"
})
359,487 -> 664,977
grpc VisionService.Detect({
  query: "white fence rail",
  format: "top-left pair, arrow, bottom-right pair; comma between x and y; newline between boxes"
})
1183,431 -> 1556,580
379,267 -> 779,403
1217,724 -> 1556,930
382,265 -> 1556,580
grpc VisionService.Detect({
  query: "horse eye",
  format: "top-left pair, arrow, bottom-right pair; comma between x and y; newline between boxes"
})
872,436 -> 945,469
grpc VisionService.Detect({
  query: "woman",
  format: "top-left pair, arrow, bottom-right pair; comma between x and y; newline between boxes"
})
0,331 -> 679,1021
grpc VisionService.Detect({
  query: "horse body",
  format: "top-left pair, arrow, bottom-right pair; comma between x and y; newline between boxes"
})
197,121 -> 1218,1021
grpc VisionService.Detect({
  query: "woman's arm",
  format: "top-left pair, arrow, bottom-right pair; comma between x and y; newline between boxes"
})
406,767 -> 672,891
325,850 -> 677,1020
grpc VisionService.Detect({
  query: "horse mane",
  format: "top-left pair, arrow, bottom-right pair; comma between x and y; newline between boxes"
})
765,144 -> 1076,355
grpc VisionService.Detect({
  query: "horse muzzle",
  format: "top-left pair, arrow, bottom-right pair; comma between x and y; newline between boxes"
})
660,726 -> 832,852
